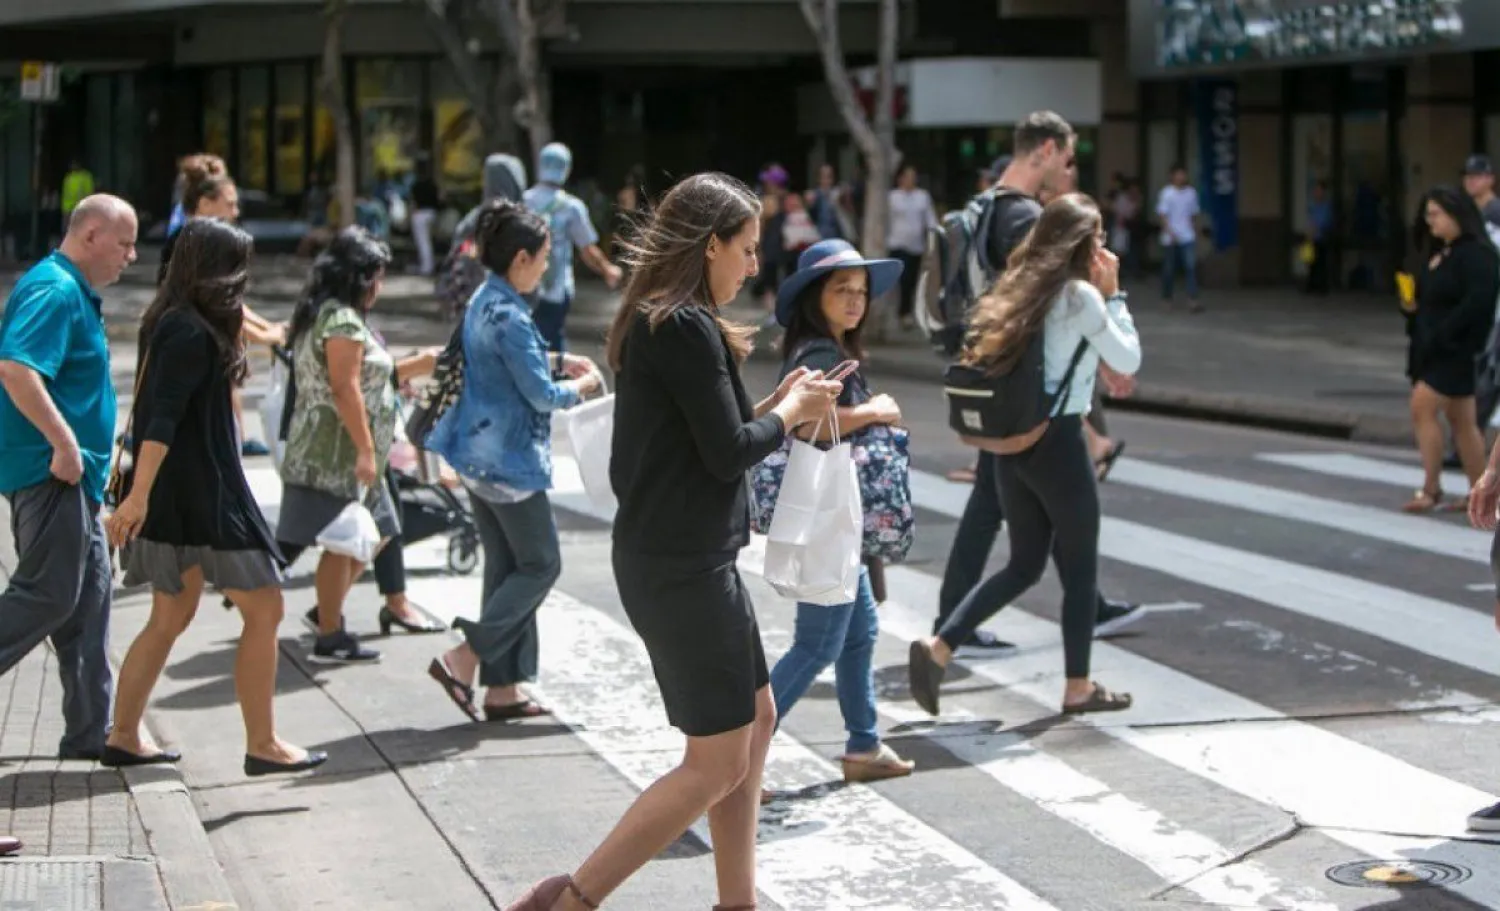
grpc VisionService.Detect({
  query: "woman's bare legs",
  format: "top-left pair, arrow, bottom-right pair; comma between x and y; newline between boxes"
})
547,692 -> 774,910
313,552 -> 364,635
1445,395 -> 1489,487
221,584 -> 309,763
107,568 -> 205,754
1409,382 -> 1448,504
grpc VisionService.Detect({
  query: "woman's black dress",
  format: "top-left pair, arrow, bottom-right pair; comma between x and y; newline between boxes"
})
1408,235 -> 1500,398
609,306 -> 786,737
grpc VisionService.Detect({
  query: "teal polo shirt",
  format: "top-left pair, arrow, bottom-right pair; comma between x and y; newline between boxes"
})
0,251 -> 116,505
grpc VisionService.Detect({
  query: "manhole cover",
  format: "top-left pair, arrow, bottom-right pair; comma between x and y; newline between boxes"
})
1326,859 -> 1471,888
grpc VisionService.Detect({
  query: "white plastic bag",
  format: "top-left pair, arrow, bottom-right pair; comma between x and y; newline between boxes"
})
316,496 -> 381,563
762,412 -> 862,606
559,388 -> 616,511
259,354 -> 290,469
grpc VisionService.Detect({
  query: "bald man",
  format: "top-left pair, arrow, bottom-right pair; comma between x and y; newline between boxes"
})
0,194 -> 137,770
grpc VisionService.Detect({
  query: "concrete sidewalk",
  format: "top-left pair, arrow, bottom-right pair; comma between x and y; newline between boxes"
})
0,502 -> 240,910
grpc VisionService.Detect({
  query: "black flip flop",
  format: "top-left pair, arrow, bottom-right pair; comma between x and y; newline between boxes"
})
1095,442 -> 1126,483
427,658 -> 481,722
1062,682 -> 1133,715
483,700 -> 552,722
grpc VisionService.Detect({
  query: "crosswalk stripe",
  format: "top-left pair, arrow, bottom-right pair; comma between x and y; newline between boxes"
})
528,591 -> 1062,911
905,469 -> 1500,681
1258,451 -> 1470,495
1109,458 -> 1490,564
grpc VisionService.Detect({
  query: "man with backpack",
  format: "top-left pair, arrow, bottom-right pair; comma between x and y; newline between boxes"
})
933,110 -> 1142,651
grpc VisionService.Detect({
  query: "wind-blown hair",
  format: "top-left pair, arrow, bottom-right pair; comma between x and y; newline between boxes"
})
605,172 -> 761,371
961,193 -> 1102,375
140,217 -> 253,383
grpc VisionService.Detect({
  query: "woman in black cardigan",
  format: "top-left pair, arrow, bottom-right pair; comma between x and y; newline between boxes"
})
104,219 -> 327,777
1403,186 -> 1500,513
505,174 -> 840,911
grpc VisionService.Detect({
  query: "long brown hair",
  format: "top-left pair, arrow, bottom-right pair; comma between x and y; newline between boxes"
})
961,193 -> 1101,374
140,217 -> 253,384
605,172 -> 761,371
781,270 -> 867,363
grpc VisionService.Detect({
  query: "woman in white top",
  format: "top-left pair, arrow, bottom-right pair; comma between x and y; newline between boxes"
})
887,163 -> 938,329
908,194 -> 1141,716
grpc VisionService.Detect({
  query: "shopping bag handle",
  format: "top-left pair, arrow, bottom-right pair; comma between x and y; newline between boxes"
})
807,402 -> 841,446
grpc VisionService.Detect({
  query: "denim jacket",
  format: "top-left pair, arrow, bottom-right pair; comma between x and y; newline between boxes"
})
426,274 -> 580,490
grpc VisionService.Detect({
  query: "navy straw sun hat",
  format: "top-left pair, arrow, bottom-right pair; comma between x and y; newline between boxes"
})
774,238 -> 904,328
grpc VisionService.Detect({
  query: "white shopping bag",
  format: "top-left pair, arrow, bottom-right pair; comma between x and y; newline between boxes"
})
559,386 -> 617,512
316,496 -> 381,563
762,414 -> 862,606
259,353 -> 290,469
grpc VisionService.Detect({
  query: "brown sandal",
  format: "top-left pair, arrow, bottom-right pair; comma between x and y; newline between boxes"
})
1402,488 -> 1444,513
427,658 -> 481,723
1062,682 -> 1133,715
505,874 -> 597,910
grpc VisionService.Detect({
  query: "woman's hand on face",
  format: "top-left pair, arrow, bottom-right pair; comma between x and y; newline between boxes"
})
1091,247 -> 1121,298
354,450 -> 379,488
105,496 -> 148,550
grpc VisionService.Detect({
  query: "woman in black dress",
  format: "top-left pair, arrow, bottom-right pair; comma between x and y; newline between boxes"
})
104,218 -> 327,777
504,173 -> 841,911
1403,186 -> 1499,513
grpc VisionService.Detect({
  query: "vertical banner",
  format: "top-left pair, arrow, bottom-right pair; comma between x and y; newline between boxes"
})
1196,78 -> 1239,251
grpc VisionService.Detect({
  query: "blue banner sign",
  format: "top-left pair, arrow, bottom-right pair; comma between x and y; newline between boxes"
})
1196,79 -> 1239,251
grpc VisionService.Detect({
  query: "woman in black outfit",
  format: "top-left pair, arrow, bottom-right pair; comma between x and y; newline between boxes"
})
104,218 -> 327,776
504,173 -> 841,911
1403,186 -> 1499,514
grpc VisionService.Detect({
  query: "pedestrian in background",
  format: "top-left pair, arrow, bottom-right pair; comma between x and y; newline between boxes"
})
503,172 -> 839,911
523,142 -> 623,357
105,218 -> 327,777
409,159 -> 441,277
276,227 -> 401,664
0,195 -> 137,764
424,199 -> 601,722
1156,163 -> 1202,312
887,163 -> 937,332
61,160 -> 96,231
909,193 -> 1141,718
1402,186 -> 1498,514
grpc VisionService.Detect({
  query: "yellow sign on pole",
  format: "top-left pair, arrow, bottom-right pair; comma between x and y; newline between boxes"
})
19,61 -> 59,103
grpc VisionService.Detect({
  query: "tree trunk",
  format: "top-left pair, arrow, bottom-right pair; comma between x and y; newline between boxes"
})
799,0 -> 899,336
321,0 -> 357,229
488,0 -> 553,163
418,0 -> 508,153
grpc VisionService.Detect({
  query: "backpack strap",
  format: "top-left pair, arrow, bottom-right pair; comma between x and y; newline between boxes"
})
1048,339 -> 1092,419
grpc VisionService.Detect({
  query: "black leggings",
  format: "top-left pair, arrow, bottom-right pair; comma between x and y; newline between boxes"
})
936,415 -> 1100,679
893,250 -> 924,318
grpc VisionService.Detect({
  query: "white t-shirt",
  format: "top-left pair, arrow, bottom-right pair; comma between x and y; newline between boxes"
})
887,188 -> 936,254
1156,185 -> 1199,245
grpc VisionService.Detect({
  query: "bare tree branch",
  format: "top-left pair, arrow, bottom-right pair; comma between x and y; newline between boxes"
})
416,0 -> 506,150
479,0 -> 553,162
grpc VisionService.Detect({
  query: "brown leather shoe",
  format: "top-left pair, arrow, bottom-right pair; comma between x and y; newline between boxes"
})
0,835 -> 22,856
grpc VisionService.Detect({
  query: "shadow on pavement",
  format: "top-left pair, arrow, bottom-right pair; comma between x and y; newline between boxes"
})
201,805 -> 311,835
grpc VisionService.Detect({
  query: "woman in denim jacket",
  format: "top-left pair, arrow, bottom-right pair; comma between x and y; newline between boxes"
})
424,199 -> 602,721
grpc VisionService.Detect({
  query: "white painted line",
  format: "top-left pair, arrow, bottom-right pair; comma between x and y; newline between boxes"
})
531,591 -> 1061,911
1467,583 -> 1495,593
1258,452 -> 1468,495
907,468 -> 1500,681
880,705 -> 1338,911
1140,601 -> 1203,613
1109,459 -> 1490,564
854,567 -> 1500,906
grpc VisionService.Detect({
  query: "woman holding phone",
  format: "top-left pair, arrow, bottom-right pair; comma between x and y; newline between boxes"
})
761,239 -> 916,793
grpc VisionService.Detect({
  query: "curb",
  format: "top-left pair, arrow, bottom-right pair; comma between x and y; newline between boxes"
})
121,765 -> 239,911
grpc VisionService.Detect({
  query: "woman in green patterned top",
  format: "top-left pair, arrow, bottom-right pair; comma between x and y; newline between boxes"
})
277,227 -> 430,664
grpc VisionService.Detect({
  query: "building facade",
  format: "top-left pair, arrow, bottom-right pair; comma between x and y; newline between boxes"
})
1118,0 -> 1500,289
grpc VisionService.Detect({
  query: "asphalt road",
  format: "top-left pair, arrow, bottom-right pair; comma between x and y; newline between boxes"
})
102,329 -> 1500,910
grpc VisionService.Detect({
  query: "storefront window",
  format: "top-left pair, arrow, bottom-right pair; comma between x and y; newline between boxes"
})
355,60 -> 421,187
203,69 -> 233,165
239,67 -> 270,191
1291,113 -> 1334,242
431,58 -> 489,197
275,64 -> 307,198
84,76 -> 113,190
112,75 -> 141,206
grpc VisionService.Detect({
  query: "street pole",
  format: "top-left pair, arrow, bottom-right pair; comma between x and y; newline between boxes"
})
29,102 -> 41,259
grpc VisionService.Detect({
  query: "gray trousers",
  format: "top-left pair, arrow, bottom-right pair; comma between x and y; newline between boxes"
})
455,491 -> 560,688
0,479 -> 113,755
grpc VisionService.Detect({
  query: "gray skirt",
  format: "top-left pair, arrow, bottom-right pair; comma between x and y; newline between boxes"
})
121,539 -> 282,595
276,482 -> 401,549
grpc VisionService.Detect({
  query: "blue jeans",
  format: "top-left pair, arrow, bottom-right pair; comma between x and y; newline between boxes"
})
1161,240 -> 1198,300
532,294 -> 572,358
768,568 -> 880,755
